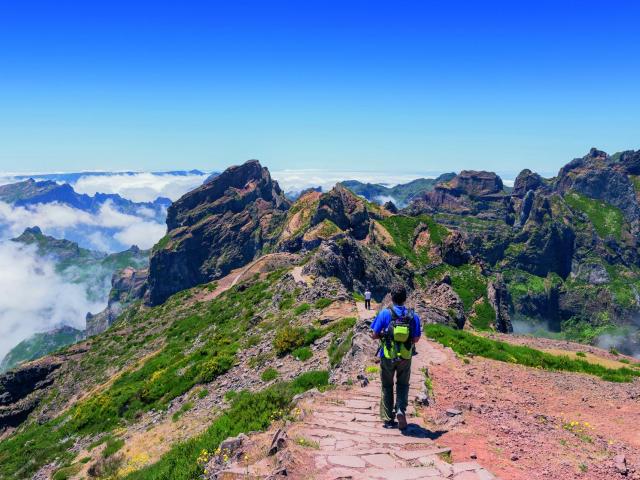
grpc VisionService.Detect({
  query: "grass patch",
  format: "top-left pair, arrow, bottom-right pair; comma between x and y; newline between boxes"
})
103,437 -> 125,458
378,215 -> 448,266
52,464 -> 82,480
313,298 -> 333,309
172,401 -> 194,422
470,299 -> 495,331
425,324 -> 640,383
295,437 -> 320,449
261,368 -> 279,382
273,317 -> 356,356
426,264 -> 487,311
123,371 -> 329,480
294,303 -> 311,315
328,331 -> 354,367
292,346 -> 313,361
565,191 -> 625,240
365,365 -> 380,374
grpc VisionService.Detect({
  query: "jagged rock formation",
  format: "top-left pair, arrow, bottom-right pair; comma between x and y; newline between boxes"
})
147,160 -> 289,305
302,238 -> 412,301
86,267 -> 149,336
0,358 -> 61,430
487,276 -> 513,333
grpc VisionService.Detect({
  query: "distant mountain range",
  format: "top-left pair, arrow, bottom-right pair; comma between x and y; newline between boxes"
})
339,173 -> 457,207
0,178 -> 171,216
6,169 -> 207,184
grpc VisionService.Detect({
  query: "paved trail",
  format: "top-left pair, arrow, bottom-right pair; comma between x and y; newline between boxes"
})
282,302 -> 498,480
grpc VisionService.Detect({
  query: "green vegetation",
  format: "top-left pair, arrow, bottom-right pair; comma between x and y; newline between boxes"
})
0,273 -> 281,480
292,346 -> 313,361
261,368 -> 279,382
565,191 -> 625,240
295,437 -> 320,449
365,365 -> 380,374
172,402 -> 194,422
576,352 -> 586,358
198,388 -> 209,399
313,297 -> 333,309
315,219 -> 341,238
153,234 -> 171,251
378,214 -> 448,266
425,324 -> 640,383
294,303 -> 311,315
426,264 -> 487,311
503,269 -> 551,303
52,464 -> 82,480
102,437 -> 125,458
123,371 -> 329,480
273,317 -> 356,356
328,331 -> 354,367
470,299 -> 495,331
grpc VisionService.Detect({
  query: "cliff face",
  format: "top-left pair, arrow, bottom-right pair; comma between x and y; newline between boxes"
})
146,160 -> 289,305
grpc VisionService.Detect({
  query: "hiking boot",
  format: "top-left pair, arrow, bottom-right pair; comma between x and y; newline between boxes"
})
382,420 -> 397,429
396,412 -> 408,430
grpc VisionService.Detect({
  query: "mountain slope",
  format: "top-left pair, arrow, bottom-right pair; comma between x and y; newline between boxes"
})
340,172 -> 456,207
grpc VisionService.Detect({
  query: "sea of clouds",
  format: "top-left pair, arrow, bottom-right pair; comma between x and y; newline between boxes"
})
0,241 -> 104,361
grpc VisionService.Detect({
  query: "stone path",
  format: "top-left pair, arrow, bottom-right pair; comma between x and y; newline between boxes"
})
280,303 -> 498,480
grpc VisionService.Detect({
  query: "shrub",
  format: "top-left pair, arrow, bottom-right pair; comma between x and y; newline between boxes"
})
198,388 -> 209,399
292,346 -> 313,361
261,368 -> 279,382
197,354 -> 234,383
576,352 -> 586,358
273,326 -> 306,355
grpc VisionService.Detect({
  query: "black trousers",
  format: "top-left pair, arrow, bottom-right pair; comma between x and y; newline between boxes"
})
365,299 -> 371,309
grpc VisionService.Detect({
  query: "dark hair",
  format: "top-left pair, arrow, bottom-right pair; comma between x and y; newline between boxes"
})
390,283 -> 407,305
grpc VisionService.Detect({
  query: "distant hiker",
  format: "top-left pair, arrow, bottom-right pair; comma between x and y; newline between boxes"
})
370,284 -> 421,430
364,288 -> 372,310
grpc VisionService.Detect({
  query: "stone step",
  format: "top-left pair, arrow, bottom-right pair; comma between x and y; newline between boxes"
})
364,466 -> 446,479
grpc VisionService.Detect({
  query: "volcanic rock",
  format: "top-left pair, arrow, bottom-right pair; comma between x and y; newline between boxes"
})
147,160 -> 289,305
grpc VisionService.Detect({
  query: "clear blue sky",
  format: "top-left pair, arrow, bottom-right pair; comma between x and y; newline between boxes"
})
0,0 -> 638,175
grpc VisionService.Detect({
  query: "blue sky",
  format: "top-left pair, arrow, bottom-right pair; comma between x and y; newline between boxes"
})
0,1 -> 638,175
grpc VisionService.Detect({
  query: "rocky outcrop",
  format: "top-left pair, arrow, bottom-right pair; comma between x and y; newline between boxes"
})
448,170 -> 504,197
408,281 -> 466,329
86,267 -> 149,336
408,170 -> 512,222
487,276 -> 513,333
311,184 -> 370,240
556,148 -> 640,224
302,239 -> 412,301
147,160 -> 289,305
0,358 -> 61,430
512,169 -> 550,198
440,230 -> 470,266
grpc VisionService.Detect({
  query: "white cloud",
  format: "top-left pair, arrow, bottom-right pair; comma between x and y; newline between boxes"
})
0,200 -> 166,251
0,241 -> 104,361
72,172 -> 210,202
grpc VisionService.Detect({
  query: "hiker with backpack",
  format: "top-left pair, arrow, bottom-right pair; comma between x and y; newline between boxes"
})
364,287 -> 372,310
370,284 -> 421,430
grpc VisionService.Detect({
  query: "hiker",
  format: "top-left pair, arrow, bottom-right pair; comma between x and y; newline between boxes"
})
364,287 -> 372,310
370,283 -> 421,430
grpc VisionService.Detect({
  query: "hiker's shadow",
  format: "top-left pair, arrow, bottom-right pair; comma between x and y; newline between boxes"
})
401,423 -> 446,440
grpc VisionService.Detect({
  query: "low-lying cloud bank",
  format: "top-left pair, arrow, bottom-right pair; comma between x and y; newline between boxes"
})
0,200 -> 166,252
71,172 -> 210,202
0,241 -> 104,361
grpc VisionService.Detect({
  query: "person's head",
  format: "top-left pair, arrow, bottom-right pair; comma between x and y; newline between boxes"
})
390,283 -> 407,306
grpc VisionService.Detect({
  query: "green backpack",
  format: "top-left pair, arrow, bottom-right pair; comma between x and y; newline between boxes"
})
381,307 -> 415,361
